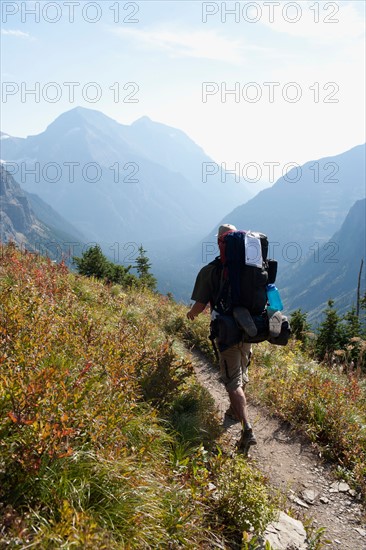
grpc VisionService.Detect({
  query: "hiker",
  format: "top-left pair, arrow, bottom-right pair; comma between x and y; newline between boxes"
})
187,224 -> 257,454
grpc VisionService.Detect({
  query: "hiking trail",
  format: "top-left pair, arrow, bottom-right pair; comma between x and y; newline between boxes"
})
190,350 -> 366,550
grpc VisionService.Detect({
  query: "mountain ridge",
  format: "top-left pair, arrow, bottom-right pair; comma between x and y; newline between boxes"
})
1,107 -> 253,252
168,144 -> 365,304
281,198 -> 366,323
0,165 -> 85,261
2,110 -> 364,318
200,143 -> 365,264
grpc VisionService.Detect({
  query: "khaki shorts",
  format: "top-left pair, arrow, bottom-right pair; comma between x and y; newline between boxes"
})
218,341 -> 252,392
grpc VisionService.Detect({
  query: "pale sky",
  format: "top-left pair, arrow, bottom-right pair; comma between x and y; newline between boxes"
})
1,0 -> 365,184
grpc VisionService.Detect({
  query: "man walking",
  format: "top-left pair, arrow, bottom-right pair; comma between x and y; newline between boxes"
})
187,224 -> 257,454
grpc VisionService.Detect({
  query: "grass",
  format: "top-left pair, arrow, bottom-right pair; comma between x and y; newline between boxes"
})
0,244 -> 276,547
177,296 -> 366,501
248,341 -> 366,498
2,242 -> 365,548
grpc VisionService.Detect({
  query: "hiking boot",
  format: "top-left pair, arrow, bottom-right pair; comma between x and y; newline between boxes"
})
233,307 -> 257,337
268,310 -> 282,338
236,428 -> 257,456
225,405 -> 239,422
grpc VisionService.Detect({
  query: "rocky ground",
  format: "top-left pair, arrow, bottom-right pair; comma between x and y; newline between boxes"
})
191,351 -> 366,550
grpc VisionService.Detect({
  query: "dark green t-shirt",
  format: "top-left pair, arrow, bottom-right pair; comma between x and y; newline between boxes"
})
191,259 -> 222,308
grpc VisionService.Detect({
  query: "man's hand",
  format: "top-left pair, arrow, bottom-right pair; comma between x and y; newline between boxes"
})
187,302 -> 206,320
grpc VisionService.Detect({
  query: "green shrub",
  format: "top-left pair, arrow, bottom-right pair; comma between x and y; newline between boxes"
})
216,455 -> 276,535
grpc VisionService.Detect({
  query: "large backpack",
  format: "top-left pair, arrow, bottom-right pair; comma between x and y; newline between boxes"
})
210,229 -> 290,350
215,230 -> 276,315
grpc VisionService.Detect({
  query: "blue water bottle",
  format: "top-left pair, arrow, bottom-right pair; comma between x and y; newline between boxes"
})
266,284 -> 283,313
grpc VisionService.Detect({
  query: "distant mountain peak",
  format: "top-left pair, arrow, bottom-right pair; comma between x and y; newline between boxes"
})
133,115 -> 153,125
48,106 -> 114,127
130,115 -> 200,150
0,106 -> 253,254
41,107 -> 132,143
69,106 -> 96,114
132,116 -> 184,134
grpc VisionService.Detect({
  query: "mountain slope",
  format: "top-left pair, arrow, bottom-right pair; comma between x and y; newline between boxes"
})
120,116 -> 252,195
0,131 -> 24,159
200,144 -> 365,268
168,145 -> 365,302
281,198 -> 366,323
25,191 -> 86,243
1,107 -> 252,251
0,165 -> 85,260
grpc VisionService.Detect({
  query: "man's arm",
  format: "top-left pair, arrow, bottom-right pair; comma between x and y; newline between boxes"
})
187,301 -> 207,320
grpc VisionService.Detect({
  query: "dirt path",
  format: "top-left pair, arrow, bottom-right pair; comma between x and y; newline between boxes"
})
190,351 -> 366,550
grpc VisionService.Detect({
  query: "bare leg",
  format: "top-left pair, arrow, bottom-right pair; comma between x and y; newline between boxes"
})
227,386 -> 251,431
219,342 -> 255,444
229,386 -> 257,454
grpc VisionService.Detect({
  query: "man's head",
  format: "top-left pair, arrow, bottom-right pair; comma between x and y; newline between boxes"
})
217,224 -> 237,240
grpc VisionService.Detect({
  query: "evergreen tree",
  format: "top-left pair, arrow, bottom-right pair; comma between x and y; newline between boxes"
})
109,263 -> 135,287
135,246 -> 157,291
315,300 -> 347,363
290,308 -> 311,347
73,245 -> 109,280
73,245 -> 137,287
343,307 -> 361,341
360,293 -> 366,338
342,303 -> 366,370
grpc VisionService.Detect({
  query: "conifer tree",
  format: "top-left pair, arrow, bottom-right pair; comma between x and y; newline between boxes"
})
290,308 -> 311,347
135,246 -> 157,291
109,263 -> 135,287
315,299 -> 347,363
360,293 -> 366,338
344,307 -> 361,340
73,245 -> 136,287
73,244 -> 109,280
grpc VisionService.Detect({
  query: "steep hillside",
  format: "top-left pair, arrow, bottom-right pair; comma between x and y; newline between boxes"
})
0,166 -> 85,260
282,198 -> 366,323
1,243 -> 365,548
0,243 -> 276,548
26,191 -> 85,244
